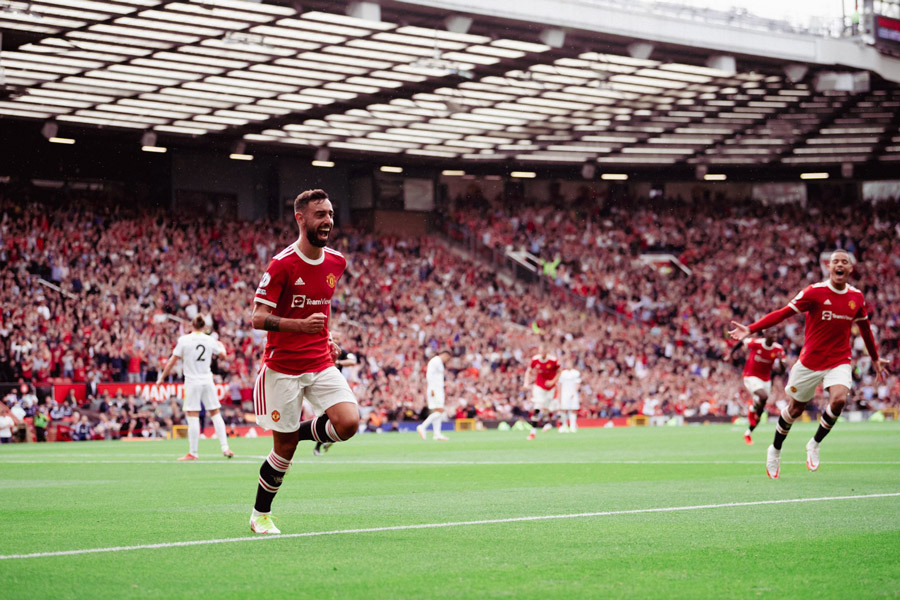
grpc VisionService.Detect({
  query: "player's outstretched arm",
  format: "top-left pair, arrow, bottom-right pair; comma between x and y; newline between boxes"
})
728,322 -> 750,342
857,319 -> 890,382
251,301 -> 327,334
730,306 -> 795,342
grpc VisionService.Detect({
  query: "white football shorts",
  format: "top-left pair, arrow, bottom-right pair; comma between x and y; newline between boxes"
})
254,365 -> 357,433
183,381 -> 220,412
426,386 -> 445,410
742,376 -> 772,397
532,385 -> 556,411
559,393 -> 579,411
785,362 -> 852,403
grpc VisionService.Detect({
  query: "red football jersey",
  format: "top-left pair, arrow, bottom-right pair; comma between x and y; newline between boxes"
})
742,339 -> 785,381
253,243 -> 346,375
788,281 -> 868,371
530,355 -> 560,390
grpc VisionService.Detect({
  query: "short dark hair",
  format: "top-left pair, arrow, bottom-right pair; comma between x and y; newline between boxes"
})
192,315 -> 206,331
830,249 -> 853,263
294,189 -> 329,214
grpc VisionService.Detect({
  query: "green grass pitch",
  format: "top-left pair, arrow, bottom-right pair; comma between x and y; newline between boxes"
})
1,423 -> 899,599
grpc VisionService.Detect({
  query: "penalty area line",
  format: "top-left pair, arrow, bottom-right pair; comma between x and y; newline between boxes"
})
2,492 -> 899,561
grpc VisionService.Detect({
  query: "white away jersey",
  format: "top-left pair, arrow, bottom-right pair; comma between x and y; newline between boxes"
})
173,332 -> 225,384
558,368 -> 582,409
426,355 -> 445,393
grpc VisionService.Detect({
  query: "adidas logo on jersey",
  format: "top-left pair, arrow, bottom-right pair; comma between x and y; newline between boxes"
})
824,299 -> 832,305
294,277 -> 305,285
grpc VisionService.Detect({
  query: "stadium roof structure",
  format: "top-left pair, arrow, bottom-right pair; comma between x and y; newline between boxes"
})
2,0 -> 900,171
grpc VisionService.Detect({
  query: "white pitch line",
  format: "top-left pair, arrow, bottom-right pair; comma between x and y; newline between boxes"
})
0,460 -> 265,465
2,458 -> 900,466
1,492 -> 898,561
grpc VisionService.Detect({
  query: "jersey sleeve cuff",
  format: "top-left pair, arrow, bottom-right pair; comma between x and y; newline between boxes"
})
854,316 -> 868,322
254,297 -> 277,308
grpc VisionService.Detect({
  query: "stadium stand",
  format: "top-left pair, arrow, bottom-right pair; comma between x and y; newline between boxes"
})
1,183 -> 897,439
1,1 -> 899,441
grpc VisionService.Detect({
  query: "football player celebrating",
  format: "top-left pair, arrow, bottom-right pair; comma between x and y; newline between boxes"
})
728,329 -> 785,445
730,250 -> 888,478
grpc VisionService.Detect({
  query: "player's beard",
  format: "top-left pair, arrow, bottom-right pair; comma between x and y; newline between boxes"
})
306,223 -> 328,248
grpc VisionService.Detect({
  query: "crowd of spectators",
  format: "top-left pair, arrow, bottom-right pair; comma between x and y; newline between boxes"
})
1,383 -> 243,442
446,184 -> 900,416
0,183 -> 897,442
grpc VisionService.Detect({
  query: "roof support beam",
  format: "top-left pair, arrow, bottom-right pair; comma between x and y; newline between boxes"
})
391,0 -> 900,83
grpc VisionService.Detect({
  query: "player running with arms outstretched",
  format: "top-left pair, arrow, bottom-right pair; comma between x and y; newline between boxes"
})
729,250 -> 889,478
249,189 -> 359,534
727,329 -> 785,445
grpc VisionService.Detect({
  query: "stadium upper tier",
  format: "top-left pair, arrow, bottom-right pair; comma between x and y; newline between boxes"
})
1,0 -> 899,168
1,191 -> 897,416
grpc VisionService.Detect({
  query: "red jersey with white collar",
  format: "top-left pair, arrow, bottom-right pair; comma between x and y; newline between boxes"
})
788,281 -> 868,371
530,355 -> 560,391
254,243 -> 346,375
742,339 -> 785,381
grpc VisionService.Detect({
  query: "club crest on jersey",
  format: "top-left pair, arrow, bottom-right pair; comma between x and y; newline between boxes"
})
271,410 -> 281,422
258,273 -> 271,287
848,300 -> 857,311
326,273 -> 337,288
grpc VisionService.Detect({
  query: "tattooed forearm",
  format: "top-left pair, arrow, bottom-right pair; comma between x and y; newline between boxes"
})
263,315 -> 282,332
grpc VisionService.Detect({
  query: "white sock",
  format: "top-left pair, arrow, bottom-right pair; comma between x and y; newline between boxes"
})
433,411 -> 444,436
745,428 -> 752,436
187,416 -> 200,457
251,508 -> 269,517
568,411 -> 577,430
422,411 -> 442,436
212,413 -> 229,451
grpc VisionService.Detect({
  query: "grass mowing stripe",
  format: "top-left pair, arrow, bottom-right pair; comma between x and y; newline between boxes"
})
3,458 -> 900,465
2,492 -> 898,561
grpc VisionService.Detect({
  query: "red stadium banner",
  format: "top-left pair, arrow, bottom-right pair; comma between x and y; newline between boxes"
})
577,417 -> 631,428
876,15 -> 900,44
52,384 -> 88,404
95,382 -> 232,403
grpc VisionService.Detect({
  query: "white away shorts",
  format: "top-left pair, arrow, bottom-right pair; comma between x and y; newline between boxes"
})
254,365 -> 357,433
785,362 -> 852,403
427,386 -> 445,410
742,376 -> 772,397
183,381 -> 220,412
559,393 -> 580,411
